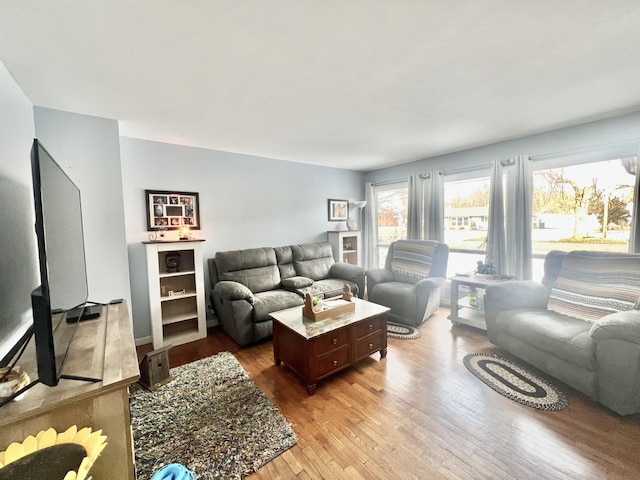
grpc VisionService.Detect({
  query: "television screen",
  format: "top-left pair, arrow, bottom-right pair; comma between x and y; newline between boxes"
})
33,141 -> 88,309
31,139 -> 89,385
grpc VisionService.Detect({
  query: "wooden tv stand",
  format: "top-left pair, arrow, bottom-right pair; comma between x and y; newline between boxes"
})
0,301 -> 140,479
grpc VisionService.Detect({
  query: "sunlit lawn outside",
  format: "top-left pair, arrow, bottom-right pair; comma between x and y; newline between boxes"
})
376,226 -> 630,280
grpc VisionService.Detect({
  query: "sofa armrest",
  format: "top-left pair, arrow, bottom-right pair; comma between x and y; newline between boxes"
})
366,268 -> 393,285
330,261 -> 364,280
484,281 -> 549,319
329,262 -> 365,297
590,310 -> 640,345
415,277 -> 444,294
366,268 -> 394,295
213,281 -> 254,304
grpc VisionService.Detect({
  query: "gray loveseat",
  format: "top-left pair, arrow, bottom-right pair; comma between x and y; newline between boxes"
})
209,242 -> 365,346
485,250 -> 640,415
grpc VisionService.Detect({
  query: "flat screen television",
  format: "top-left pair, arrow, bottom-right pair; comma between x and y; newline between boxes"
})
30,138 -> 91,387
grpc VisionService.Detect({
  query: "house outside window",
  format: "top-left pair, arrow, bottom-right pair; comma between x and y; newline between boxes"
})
444,175 -> 491,277
374,183 -> 408,267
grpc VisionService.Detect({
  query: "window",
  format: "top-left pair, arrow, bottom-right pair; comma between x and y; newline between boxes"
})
375,184 -> 408,267
444,175 -> 491,276
531,156 -> 637,279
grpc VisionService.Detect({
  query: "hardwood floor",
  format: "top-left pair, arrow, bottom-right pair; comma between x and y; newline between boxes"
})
137,308 -> 640,479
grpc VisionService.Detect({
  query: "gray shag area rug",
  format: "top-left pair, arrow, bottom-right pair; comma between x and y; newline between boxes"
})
130,352 -> 297,479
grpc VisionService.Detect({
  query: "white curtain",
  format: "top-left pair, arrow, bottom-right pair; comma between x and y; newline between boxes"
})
364,183 -> 378,269
505,155 -> 533,279
423,171 -> 444,242
626,156 -> 640,253
407,174 -> 423,240
486,160 -> 506,275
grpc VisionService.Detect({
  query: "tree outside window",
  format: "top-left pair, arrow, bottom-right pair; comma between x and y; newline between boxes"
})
533,158 -> 636,255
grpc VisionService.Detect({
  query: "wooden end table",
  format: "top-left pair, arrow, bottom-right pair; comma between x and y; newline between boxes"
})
270,298 -> 389,395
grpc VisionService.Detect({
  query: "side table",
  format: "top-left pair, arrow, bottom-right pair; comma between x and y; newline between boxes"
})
448,274 -> 514,330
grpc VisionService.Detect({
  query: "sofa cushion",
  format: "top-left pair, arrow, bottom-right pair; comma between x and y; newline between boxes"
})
215,247 -> 281,293
390,240 -> 437,284
291,243 -> 335,280
281,276 -> 314,290
252,290 -> 304,322
370,282 -> 417,322
495,308 -> 596,370
548,251 -> 640,323
274,245 -> 297,279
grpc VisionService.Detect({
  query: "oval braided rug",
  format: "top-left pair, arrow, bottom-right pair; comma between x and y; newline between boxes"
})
387,322 -> 422,340
463,353 -> 568,411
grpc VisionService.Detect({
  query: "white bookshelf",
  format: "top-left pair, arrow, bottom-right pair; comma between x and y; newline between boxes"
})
327,230 -> 362,266
144,239 -> 206,349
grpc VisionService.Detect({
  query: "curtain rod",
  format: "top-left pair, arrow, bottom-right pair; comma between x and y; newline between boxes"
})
373,158 -> 520,184
371,178 -> 406,187
372,172 -> 432,186
531,139 -> 640,162
444,163 -> 491,176
444,158 -> 519,176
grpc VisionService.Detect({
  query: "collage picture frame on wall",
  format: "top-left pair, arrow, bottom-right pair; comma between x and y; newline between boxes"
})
145,189 -> 201,231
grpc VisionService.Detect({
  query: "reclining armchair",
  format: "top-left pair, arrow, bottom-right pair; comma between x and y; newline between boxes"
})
366,240 -> 449,326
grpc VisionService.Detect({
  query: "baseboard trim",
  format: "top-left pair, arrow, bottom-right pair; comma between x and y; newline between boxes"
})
135,335 -> 152,347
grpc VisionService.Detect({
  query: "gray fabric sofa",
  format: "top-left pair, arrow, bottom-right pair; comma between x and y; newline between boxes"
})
209,242 -> 365,346
484,250 -> 640,415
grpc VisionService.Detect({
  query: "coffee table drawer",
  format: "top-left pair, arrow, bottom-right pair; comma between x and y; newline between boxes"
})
354,315 -> 383,339
316,327 -> 349,355
317,346 -> 350,377
356,332 -> 383,360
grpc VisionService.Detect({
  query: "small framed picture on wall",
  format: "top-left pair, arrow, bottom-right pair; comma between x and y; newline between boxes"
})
328,199 -> 349,221
145,189 -> 201,230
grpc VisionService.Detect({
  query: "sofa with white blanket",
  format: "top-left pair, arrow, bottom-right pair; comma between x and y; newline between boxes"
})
484,250 -> 640,415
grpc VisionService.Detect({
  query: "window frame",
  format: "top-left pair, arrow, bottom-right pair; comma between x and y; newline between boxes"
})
373,181 -> 408,268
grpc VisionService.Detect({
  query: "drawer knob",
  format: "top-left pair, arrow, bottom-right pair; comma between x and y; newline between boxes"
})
332,360 -> 338,366
368,324 -> 373,330
368,343 -> 374,349
332,338 -> 338,345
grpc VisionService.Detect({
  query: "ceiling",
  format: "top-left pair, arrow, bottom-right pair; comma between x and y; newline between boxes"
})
1,1 -> 640,171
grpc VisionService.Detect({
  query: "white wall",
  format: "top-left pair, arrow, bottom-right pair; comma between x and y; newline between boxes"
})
33,107 -> 132,309
366,111 -> 640,182
120,137 -> 366,341
0,60 -> 38,362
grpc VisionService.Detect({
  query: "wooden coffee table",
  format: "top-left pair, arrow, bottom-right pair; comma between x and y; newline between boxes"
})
270,298 -> 389,395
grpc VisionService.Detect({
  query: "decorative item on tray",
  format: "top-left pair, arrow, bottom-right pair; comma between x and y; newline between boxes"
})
303,284 -> 355,321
